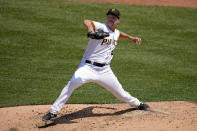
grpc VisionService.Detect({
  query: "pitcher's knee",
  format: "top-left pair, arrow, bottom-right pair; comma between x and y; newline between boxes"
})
70,76 -> 83,83
67,81 -> 82,90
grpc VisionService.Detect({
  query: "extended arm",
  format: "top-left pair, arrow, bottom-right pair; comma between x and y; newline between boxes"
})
119,31 -> 142,45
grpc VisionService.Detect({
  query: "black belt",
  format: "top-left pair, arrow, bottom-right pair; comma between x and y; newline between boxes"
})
85,60 -> 106,67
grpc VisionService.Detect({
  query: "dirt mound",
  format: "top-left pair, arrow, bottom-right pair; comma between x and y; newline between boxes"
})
67,0 -> 197,8
1,101 -> 197,131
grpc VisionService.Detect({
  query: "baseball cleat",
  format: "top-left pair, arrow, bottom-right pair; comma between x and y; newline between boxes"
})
42,112 -> 57,121
138,103 -> 150,111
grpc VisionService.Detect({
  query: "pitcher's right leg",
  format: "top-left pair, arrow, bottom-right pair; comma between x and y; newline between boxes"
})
50,81 -> 82,114
49,64 -> 95,115
43,63 -> 97,121
42,81 -> 82,122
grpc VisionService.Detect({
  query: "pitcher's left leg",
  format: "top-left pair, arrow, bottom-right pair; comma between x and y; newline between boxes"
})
97,69 -> 141,107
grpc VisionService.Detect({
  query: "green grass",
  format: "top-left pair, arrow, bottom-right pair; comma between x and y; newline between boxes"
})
0,0 -> 196,107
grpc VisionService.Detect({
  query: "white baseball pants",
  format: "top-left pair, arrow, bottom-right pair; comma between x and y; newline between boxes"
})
50,62 -> 141,114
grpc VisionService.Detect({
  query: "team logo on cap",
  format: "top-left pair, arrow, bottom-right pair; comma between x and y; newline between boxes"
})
112,8 -> 115,12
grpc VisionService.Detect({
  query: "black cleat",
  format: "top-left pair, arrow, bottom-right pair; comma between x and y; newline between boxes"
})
42,112 -> 57,121
138,103 -> 150,111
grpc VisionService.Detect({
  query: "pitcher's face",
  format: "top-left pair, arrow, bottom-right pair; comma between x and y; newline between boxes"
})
106,14 -> 120,27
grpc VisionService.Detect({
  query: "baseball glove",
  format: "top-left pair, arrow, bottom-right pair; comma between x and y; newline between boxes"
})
87,29 -> 109,39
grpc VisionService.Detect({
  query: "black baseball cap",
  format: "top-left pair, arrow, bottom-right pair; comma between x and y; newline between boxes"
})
106,8 -> 120,19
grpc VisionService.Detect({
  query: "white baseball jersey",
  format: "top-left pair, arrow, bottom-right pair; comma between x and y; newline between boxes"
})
82,21 -> 120,64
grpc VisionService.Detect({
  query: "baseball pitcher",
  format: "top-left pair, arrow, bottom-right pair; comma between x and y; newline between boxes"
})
42,8 -> 150,121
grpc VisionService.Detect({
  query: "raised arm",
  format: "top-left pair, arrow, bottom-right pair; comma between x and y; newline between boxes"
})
119,31 -> 142,45
83,20 -> 95,33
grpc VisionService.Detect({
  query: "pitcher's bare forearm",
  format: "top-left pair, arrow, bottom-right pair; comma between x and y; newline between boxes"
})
119,31 -> 142,44
119,31 -> 134,40
83,20 -> 95,32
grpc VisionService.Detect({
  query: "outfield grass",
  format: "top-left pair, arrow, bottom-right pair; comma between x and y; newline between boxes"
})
0,0 -> 196,107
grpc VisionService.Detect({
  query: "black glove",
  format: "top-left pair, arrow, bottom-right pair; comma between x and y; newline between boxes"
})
87,29 -> 109,39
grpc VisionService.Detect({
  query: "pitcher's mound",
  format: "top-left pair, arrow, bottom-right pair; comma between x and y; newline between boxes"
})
1,101 -> 197,131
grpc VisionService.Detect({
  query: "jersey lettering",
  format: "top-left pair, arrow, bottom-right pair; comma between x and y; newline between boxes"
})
101,39 -> 117,45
